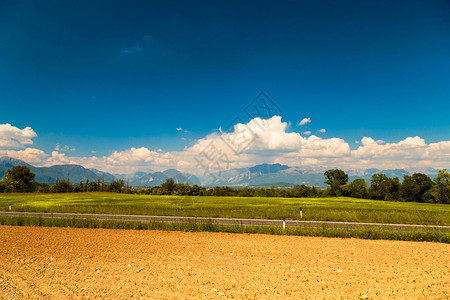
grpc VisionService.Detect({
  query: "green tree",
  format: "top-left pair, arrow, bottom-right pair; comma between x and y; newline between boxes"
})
293,184 -> 311,198
324,169 -> 349,196
211,186 -> 234,196
108,179 -> 125,193
86,181 -> 99,192
430,169 -> 450,204
342,178 -> 367,198
400,173 -> 433,202
30,181 -> 39,192
36,183 -> 50,193
52,180 -> 73,193
190,184 -> 203,196
74,180 -> 85,192
311,186 -> 318,196
2,166 -> 36,192
174,183 -> 191,195
0,181 -> 6,193
161,178 -> 175,195
238,187 -> 254,197
369,174 -> 400,201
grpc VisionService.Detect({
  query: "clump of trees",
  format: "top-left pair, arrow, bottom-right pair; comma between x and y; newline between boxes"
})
324,169 -> 349,196
325,168 -> 449,204
1,166 -> 36,192
0,166 -> 132,194
139,179 -> 320,198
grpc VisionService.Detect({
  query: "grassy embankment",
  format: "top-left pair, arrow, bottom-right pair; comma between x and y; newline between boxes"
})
0,215 -> 448,243
1,193 -> 449,243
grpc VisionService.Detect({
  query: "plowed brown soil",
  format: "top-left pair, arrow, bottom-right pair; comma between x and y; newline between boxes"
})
0,226 -> 448,299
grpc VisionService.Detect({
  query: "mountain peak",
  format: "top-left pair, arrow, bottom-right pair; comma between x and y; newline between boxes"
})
163,169 -> 182,177
248,163 -> 290,174
0,156 -> 32,168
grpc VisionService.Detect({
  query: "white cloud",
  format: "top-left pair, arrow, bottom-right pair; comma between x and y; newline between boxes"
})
184,116 -> 351,173
0,124 -> 37,148
106,147 -> 161,165
0,148 -> 48,164
352,136 -> 427,160
297,117 -> 311,126
2,119 -> 450,174
176,128 -> 188,133
303,131 -> 311,135
46,151 -> 77,165
318,129 -> 326,133
55,144 -> 76,152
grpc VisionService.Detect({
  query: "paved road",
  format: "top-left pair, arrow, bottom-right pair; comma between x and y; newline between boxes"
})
1,211 -> 449,231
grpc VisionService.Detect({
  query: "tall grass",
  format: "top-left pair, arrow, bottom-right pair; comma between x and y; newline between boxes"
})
0,216 -> 448,243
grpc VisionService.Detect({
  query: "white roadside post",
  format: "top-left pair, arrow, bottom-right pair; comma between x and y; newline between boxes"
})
283,217 -> 286,230
9,203 -> 11,211
300,207 -> 303,220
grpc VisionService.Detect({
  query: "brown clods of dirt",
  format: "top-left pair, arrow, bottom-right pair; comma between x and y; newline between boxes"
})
0,226 -> 448,299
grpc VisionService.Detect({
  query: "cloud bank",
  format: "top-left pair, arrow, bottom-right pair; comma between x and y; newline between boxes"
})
2,118 -> 450,174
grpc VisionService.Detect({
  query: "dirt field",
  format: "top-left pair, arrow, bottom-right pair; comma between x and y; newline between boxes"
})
0,226 -> 448,299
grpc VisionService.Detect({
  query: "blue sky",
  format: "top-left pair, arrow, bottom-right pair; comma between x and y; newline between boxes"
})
1,0 -> 450,174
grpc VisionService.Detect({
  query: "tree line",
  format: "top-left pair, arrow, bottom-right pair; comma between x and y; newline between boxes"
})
141,169 -> 449,204
0,166 -> 132,194
1,165 -> 449,204
323,169 -> 449,204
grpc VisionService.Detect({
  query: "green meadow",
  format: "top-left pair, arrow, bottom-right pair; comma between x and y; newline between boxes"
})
0,192 -> 448,226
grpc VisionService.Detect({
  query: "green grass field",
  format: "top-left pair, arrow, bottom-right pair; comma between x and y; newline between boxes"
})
1,192 -> 449,225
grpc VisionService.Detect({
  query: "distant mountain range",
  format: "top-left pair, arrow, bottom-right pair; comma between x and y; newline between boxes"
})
202,163 -> 328,187
202,163 -> 440,187
0,156 -> 200,187
0,156 -> 115,183
0,156 -> 441,188
118,169 -> 201,187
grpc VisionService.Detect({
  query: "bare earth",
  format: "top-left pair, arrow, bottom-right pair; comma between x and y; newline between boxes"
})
0,226 -> 448,299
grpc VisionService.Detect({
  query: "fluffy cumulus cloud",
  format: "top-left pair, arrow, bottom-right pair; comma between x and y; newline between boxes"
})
297,117 -> 311,126
0,148 -> 48,164
184,116 -> 351,172
2,119 -> 450,174
344,136 -> 450,169
426,141 -> 450,161
46,151 -> 76,165
0,124 -> 37,148
106,147 -> 167,165
352,137 -> 427,160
